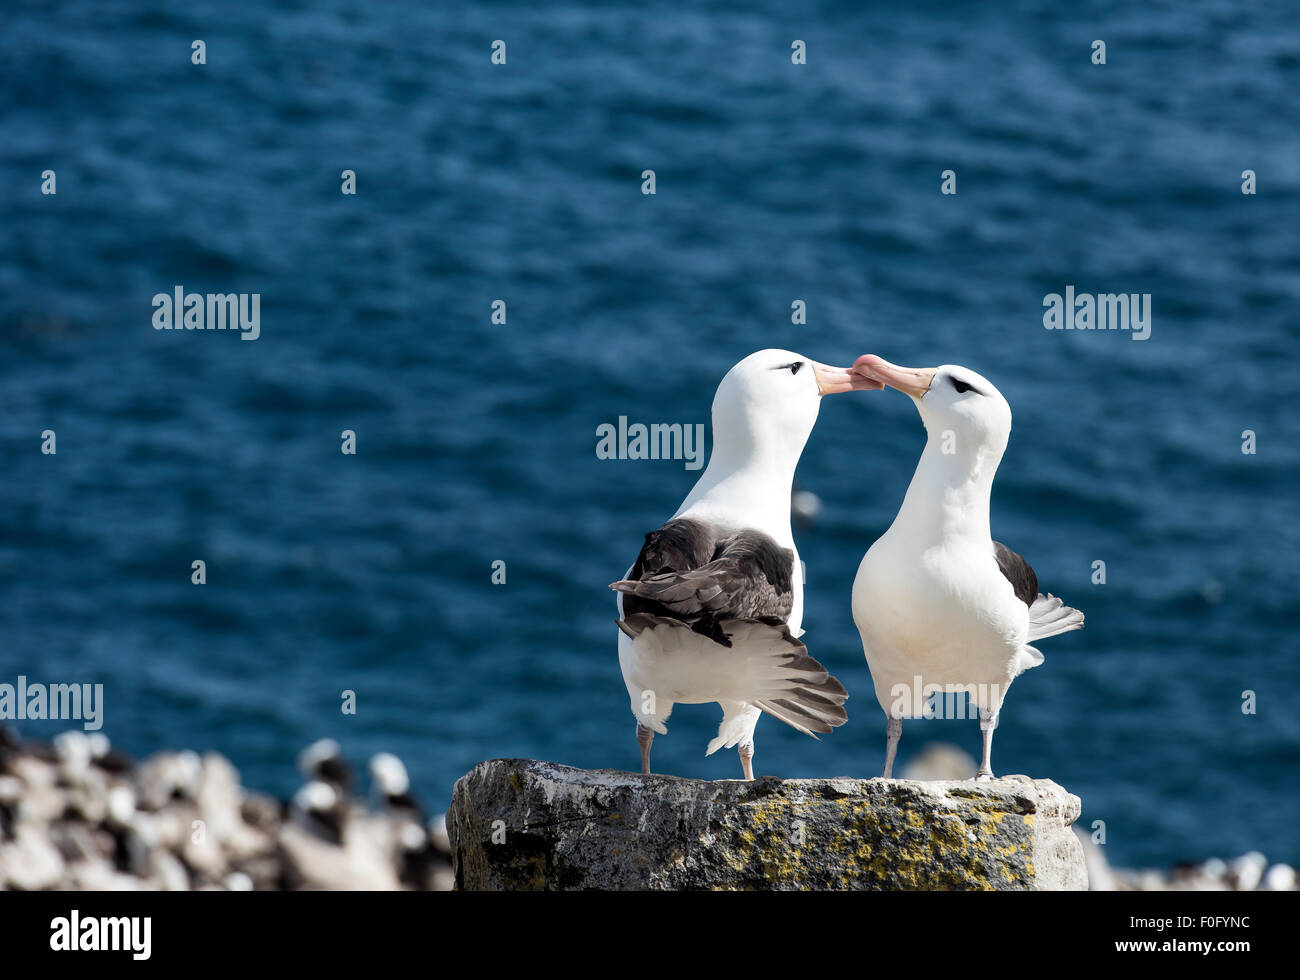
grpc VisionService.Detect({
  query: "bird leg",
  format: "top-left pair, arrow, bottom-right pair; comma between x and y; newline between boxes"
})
636,723 -> 654,774
738,741 -> 754,780
975,708 -> 998,781
882,717 -> 902,778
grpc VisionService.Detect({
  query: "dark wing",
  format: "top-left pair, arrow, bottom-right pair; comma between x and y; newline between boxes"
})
611,519 -> 794,646
993,540 -> 1038,608
624,517 -> 717,583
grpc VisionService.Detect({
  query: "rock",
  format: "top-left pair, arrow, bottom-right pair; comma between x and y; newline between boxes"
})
1074,826 -> 1115,891
448,759 -> 1088,891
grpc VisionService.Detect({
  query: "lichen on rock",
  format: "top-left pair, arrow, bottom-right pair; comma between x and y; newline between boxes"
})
449,759 -> 1088,891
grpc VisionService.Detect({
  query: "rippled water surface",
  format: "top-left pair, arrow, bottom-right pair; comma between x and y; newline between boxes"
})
2,0 -> 1298,869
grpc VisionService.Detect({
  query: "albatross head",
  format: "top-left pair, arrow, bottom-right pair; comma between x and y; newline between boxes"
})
853,354 -> 1011,457
712,349 -> 880,463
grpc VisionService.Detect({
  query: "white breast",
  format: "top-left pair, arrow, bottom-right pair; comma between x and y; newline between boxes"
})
851,531 -> 1028,715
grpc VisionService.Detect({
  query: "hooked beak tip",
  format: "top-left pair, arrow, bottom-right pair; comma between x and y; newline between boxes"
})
812,359 -> 883,395
853,355 -> 935,399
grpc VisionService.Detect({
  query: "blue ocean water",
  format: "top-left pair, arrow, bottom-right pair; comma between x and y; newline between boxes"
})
2,0 -> 1298,871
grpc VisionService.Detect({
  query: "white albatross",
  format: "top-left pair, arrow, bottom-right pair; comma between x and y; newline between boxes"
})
850,354 -> 1084,781
611,349 -> 878,779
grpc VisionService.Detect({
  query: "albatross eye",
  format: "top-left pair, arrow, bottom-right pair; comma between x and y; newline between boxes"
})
951,377 -> 977,395
789,361 -> 803,375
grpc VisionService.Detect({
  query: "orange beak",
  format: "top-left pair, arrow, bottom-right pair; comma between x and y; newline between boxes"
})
852,354 -> 936,399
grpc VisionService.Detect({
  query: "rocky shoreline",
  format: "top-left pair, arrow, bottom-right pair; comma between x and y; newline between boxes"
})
2,729 -> 1292,891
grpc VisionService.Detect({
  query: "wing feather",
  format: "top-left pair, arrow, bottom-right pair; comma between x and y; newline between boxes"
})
611,519 -> 794,646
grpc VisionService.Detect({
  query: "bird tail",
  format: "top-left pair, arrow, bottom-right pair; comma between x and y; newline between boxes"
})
616,614 -> 849,740
1027,593 -> 1084,641
718,620 -> 849,739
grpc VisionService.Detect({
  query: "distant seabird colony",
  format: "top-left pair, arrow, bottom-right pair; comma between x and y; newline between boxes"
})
0,730 -> 451,890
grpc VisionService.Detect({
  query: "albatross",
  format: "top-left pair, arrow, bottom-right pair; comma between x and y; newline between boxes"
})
611,349 -> 878,779
850,354 -> 1084,781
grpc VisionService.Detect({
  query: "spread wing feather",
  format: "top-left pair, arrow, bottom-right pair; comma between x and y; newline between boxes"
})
612,519 -> 847,738
993,541 -> 1085,642
615,613 -> 848,736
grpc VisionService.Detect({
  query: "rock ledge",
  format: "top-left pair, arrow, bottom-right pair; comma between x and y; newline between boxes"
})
448,759 -> 1087,890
